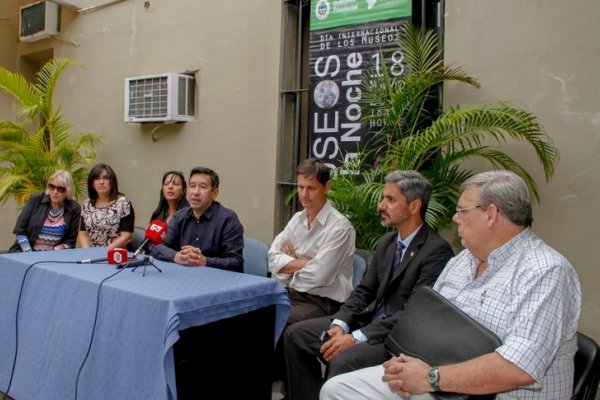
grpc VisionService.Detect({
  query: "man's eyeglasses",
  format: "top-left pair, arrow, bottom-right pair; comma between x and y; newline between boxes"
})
455,205 -> 483,216
47,183 -> 67,194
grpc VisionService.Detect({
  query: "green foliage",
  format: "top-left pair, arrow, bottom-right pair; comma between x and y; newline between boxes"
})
0,58 -> 101,204
330,25 -> 559,250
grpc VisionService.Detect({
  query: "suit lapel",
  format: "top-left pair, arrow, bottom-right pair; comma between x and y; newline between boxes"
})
390,225 -> 428,281
375,234 -> 398,301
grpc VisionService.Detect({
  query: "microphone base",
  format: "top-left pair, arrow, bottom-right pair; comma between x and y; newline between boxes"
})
116,256 -> 162,276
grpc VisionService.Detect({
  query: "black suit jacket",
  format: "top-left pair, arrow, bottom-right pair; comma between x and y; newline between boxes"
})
332,224 -> 454,343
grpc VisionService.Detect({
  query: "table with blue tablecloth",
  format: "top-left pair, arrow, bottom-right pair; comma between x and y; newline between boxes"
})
0,248 -> 290,400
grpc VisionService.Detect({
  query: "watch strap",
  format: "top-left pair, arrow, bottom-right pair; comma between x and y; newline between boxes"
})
427,366 -> 440,391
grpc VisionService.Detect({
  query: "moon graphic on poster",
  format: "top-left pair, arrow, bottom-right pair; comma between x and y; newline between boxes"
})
313,80 -> 339,109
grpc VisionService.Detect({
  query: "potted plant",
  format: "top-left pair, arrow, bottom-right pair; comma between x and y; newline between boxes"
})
0,57 -> 101,204
329,24 -> 559,251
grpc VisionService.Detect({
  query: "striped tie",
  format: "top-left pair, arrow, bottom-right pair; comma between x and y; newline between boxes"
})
393,241 -> 405,273
372,240 -> 405,321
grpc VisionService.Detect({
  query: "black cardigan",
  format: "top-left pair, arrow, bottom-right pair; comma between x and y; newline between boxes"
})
8,192 -> 81,252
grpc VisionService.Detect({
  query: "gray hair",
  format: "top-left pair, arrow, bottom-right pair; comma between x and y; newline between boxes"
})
46,170 -> 75,199
384,170 -> 432,219
460,170 -> 533,227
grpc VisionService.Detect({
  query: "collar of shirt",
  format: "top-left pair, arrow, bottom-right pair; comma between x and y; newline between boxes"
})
300,199 -> 333,229
183,201 -> 220,222
485,228 -> 531,273
398,223 -> 423,251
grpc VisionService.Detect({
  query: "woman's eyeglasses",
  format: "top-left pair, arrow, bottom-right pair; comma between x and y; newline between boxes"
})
47,183 -> 67,194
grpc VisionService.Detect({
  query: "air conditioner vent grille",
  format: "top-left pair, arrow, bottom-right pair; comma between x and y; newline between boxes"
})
124,73 -> 196,123
127,76 -> 169,119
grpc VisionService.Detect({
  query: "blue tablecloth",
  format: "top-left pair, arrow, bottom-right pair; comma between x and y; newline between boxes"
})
0,248 -> 290,400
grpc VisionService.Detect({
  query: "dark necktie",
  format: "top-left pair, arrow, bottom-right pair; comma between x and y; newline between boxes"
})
372,240 -> 405,321
393,240 -> 405,274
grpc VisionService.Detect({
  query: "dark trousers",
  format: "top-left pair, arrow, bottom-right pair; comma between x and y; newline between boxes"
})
174,306 -> 275,400
283,316 -> 389,400
272,289 -> 342,383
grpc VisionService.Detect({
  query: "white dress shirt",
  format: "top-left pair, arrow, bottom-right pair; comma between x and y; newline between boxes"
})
268,200 -> 355,303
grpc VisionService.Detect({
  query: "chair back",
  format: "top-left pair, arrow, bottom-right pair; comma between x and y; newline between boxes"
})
128,226 -> 147,252
351,253 -> 367,288
572,331 -> 600,400
243,237 -> 270,277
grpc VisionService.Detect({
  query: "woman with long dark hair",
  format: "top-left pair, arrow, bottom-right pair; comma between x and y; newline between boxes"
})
78,163 -> 135,248
150,171 -> 188,223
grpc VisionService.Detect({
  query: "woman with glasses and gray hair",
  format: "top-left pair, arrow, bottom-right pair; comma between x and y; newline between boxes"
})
8,169 -> 81,252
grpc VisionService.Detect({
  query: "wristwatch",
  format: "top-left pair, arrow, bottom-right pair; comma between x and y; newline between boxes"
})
426,366 -> 440,391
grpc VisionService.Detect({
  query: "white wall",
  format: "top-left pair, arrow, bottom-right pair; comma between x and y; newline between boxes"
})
444,0 -> 600,340
1,0 -> 283,245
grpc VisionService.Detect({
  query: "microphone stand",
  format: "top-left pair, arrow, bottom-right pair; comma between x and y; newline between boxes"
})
117,255 -> 162,276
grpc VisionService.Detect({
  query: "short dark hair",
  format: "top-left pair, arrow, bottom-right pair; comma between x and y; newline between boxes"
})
296,158 -> 330,186
190,167 -> 219,189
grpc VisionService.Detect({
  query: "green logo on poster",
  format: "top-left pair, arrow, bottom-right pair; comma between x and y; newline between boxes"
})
316,0 -> 330,20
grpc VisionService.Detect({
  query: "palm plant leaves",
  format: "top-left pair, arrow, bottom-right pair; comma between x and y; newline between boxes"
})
0,69 -> 40,119
329,24 -> 558,250
0,58 -> 100,204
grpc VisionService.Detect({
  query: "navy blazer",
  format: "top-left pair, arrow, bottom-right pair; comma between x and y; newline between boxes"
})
9,192 -> 82,252
332,224 -> 454,343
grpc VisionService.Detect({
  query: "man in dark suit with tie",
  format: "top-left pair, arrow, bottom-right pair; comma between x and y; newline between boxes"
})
283,170 -> 454,400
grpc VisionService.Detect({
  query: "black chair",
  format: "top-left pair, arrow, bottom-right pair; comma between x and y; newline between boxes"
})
572,331 -> 600,400
128,226 -> 146,252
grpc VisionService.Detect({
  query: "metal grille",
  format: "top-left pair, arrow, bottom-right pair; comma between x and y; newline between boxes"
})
127,76 -> 169,119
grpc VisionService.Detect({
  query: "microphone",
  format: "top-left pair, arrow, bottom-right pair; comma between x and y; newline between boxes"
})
132,220 -> 168,258
78,256 -> 108,264
116,255 -> 154,270
77,248 -> 129,264
108,248 -> 128,264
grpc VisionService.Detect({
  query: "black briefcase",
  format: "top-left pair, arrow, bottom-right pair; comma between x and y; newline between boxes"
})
384,286 -> 501,400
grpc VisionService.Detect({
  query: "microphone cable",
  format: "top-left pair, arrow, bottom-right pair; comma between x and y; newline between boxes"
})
2,260 -> 80,400
74,266 -> 128,400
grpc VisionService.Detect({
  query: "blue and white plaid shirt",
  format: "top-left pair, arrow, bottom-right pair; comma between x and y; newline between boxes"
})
435,228 -> 582,399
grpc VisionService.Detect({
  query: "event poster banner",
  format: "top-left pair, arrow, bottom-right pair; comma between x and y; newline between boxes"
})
308,0 -> 412,168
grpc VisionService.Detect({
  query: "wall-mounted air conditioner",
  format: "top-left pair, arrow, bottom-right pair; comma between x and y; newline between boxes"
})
19,1 -> 60,42
124,73 -> 196,123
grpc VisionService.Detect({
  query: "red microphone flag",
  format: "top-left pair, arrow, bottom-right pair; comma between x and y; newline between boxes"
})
146,220 -> 168,245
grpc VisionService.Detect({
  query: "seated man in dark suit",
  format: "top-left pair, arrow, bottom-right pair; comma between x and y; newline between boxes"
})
283,170 -> 454,400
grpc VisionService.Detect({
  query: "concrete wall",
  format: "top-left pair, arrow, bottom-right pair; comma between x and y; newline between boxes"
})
443,0 -> 600,340
0,0 -> 21,249
1,0 -> 282,245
